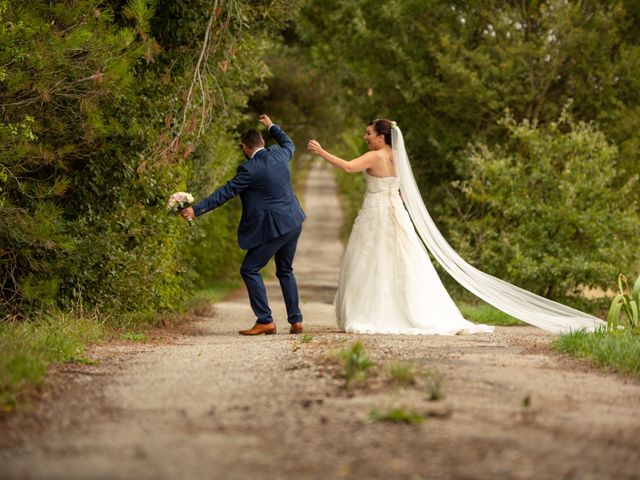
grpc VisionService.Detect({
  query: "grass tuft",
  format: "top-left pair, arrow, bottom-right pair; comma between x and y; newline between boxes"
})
424,369 -> 445,401
0,311 -> 108,407
553,328 -> 640,377
458,301 -> 524,326
120,332 -> 147,342
370,408 -> 425,424
338,341 -> 373,387
68,356 -> 100,366
388,362 -> 416,386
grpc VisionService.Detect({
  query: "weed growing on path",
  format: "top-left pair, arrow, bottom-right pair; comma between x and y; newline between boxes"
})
68,357 -> 100,366
121,332 -> 147,342
424,369 -> 445,401
370,408 -> 426,424
388,362 -> 416,387
339,341 -> 373,387
520,393 -> 537,424
300,334 -> 314,343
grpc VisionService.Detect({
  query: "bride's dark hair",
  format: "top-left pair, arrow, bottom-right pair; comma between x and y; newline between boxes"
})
368,118 -> 393,146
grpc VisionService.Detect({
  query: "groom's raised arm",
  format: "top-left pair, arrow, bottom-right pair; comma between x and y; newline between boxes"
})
193,165 -> 251,217
268,124 -> 295,160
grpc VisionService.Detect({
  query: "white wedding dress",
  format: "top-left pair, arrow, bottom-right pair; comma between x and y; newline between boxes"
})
335,126 -> 606,335
335,171 -> 494,335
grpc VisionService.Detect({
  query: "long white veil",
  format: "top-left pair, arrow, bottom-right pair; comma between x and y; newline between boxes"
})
392,125 -> 606,334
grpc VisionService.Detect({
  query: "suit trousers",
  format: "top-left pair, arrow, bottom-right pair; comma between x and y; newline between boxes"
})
240,225 -> 303,325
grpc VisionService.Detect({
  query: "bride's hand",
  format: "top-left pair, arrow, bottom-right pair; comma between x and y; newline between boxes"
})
307,139 -> 323,154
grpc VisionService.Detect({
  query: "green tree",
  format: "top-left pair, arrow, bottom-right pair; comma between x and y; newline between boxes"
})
447,110 -> 639,298
295,0 -> 640,203
0,0 -> 297,320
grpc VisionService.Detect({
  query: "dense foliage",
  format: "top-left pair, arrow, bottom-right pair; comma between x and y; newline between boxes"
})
297,0 -> 640,191
447,110 -> 639,297
0,0 -> 296,320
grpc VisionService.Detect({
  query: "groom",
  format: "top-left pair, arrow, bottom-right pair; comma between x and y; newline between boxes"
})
180,114 -> 306,335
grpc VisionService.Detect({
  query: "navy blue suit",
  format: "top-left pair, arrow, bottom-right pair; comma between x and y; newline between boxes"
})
193,124 -> 305,325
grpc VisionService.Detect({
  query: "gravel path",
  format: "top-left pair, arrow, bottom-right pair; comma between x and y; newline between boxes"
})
1,162 -> 639,480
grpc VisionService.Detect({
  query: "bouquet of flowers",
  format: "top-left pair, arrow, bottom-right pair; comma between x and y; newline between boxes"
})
167,191 -> 195,226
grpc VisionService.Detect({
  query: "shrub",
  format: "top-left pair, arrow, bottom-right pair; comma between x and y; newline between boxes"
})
0,0 -> 295,321
448,109 -> 640,299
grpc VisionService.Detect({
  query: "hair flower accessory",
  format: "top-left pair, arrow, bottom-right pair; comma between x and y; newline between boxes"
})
391,121 -> 398,129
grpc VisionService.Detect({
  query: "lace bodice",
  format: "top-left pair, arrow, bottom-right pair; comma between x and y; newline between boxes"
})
361,171 -> 401,212
364,171 -> 400,194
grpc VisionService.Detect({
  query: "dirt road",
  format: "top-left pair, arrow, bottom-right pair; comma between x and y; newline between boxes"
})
1,162 -> 639,480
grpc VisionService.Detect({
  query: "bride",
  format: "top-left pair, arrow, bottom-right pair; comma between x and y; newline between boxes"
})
307,119 -> 605,335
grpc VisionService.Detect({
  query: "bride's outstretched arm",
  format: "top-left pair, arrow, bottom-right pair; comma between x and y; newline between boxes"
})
307,139 -> 374,173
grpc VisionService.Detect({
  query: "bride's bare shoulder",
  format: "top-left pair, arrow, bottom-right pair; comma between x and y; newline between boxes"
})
354,149 -> 382,165
365,149 -> 388,163
360,150 -> 380,159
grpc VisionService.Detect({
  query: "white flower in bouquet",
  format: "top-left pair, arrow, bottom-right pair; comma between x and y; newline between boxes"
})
167,192 -> 195,226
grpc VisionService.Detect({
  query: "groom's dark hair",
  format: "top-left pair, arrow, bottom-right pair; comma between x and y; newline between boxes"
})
241,129 -> 265,149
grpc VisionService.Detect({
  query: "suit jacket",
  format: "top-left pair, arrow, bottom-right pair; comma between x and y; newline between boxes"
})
193,124 -> 306,250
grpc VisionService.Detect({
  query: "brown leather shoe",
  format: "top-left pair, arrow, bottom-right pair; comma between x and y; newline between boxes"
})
239,322 -> 277,336
289,322 -> 303,334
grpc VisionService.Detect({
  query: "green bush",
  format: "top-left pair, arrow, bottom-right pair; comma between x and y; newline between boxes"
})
447,110 -> 640,299
0,0 -> 296,321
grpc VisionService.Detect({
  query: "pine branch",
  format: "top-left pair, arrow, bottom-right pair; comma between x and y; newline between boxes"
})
151,0 -> 248,166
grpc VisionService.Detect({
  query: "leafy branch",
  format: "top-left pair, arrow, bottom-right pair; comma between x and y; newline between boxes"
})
150,0 -> 248,167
